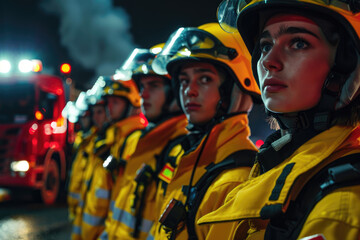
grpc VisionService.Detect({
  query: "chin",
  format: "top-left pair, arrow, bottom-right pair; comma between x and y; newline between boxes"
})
265,101 -> 292,114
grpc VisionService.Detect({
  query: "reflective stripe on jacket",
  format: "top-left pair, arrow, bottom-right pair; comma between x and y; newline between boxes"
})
71,127 -> 98,240
81,116 -> 146,240
103,115 -> 188,240
100,129 -> 144,239
68,128 -> 97,221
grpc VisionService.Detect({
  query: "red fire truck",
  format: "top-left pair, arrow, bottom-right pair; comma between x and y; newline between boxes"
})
0,59 -> 74,205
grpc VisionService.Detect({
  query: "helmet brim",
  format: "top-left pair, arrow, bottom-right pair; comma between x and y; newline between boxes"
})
237,1 -> 360,54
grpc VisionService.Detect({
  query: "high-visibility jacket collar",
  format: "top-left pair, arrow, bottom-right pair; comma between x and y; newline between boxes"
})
198,125 -> 359,224
173,113 -> 255,181
135,114 -> 188,155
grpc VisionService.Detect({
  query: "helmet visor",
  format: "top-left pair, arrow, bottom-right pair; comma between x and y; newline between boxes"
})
152,27 -> 238,75
217,0 -> 360,33
62,101 -> 82,123
119,48 -> 155,80
87,77 -> 107,105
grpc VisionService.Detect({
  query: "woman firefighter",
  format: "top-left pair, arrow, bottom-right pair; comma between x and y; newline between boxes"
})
199,0 -> 360,239
149,22 -> 260,239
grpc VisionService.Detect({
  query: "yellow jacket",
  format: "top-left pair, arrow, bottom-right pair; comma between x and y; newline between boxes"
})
100,123 -> 145,240
100,115 -> 188,240
198,126 -> 360,240
72,130 -> 85,153
81,116 -> 147,240
153,114 -> 258,240
71,126 -> 102,240
68,127 -> 97,221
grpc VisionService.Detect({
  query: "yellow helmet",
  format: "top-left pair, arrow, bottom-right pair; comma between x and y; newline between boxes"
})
116,44 -> 170,83
218,0 -> 360,53
152,22 -> 261,102
217,0 -> 360,109
101,75 -> 141,108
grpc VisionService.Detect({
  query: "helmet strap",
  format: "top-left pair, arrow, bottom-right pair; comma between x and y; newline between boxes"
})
197,80 -> 248,130
270,68 -> 346,133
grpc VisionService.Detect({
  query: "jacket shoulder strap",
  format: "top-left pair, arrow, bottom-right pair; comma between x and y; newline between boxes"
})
186,149 -> 257,240
264,152 -> 360,240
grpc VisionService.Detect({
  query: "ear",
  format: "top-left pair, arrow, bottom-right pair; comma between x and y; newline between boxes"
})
334,37 -> 357,74
227,84 -> 253,113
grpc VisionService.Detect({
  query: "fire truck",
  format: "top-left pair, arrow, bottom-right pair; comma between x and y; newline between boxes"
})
0,59 -> 74,205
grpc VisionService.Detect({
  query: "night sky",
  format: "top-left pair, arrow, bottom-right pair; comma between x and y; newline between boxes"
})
114,0 -> 222,47
0,0 -> 221,88
0,0 -> 272,141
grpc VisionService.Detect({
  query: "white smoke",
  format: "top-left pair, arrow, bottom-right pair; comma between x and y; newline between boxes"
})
41,0 -> 136,78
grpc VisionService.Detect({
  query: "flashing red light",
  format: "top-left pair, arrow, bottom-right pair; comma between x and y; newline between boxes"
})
255,139 -> 264,149
35,111 -> 44,120
60,63 -> 71,74
56,88 -> 63,95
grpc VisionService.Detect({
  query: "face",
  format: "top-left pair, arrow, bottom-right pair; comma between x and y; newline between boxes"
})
178,62 -> 222,125
257,16 -> 337,113
106,96 -> 127,121
79,115 -> 91,130
139,75 -> 167,121
91,104 -> 107,128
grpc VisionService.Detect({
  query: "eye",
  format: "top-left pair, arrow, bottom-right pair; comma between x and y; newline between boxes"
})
179,78 -> 189,87
290,37 -> 309,50
259,40 -> 272,53
199,76 -> 212,84
149,82 -> 162,89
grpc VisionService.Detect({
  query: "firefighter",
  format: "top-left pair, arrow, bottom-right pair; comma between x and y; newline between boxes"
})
72,109 -> 92,154
67,100 -> 94,222
198,1 -> 360,239
80,76 -> 146,240
71,92 -> 109,240
98,45 -> 188,240
146,22 -> 260,240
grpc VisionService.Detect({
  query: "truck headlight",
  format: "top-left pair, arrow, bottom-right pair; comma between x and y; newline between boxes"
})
11,160 -> 30,172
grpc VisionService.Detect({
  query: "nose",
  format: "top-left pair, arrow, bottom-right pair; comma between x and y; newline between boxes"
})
184,80 -> 199,98
261,46 -> 283,72
141,87 -> 149,99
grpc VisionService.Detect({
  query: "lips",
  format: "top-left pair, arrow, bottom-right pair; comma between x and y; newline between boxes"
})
185,102 -> 201,111
142,102 -> 151,109
263,78 -> 287,93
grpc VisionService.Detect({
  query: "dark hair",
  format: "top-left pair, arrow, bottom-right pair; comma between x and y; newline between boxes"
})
332,94 -> 360,127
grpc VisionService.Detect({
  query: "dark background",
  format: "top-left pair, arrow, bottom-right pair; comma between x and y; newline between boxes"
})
0,0 -> 222,89
115,0 -> 222,47
0,0 -> 272,141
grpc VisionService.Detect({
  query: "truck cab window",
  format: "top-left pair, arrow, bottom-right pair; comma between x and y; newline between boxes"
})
0,82 -> 35,123
39,91 -> 57,120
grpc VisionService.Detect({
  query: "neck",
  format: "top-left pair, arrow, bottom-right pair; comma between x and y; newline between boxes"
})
148,110 -> 183,125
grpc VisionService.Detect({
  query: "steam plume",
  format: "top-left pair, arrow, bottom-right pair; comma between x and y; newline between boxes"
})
41,0 -> 135,79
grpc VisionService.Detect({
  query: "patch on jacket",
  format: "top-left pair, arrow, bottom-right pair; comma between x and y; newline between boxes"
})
158,163 -> 175,183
